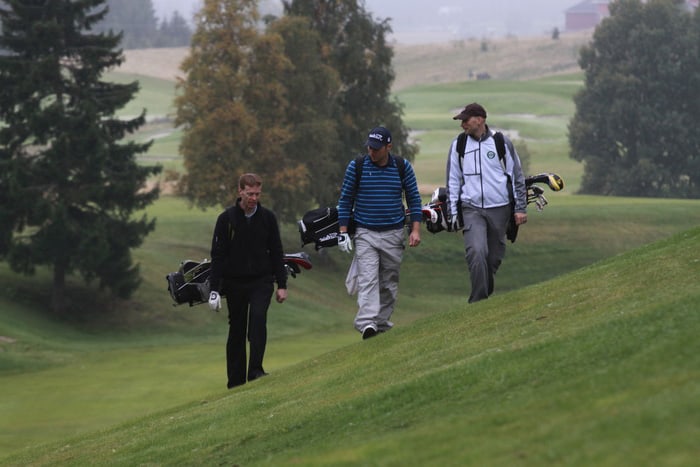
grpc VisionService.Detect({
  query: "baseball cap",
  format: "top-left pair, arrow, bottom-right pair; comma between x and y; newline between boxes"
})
365,127 -> 392,149
453,103 -> 487,120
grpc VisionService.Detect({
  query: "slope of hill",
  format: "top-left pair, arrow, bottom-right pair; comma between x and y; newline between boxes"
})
117,31 -> 593,89
6,227 -> 699,465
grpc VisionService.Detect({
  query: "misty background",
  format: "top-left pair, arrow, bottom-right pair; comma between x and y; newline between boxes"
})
151,0 -> 579,43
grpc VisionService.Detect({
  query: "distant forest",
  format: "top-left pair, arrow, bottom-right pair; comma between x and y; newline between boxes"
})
95,0 -> 192,49
0,0 -> 192,49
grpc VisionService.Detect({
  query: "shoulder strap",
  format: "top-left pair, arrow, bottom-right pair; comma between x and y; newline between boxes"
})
354,155 -> 365,194
457,132 -> 506,168
493,131 -> 515,205
456,133 -> 467,172
226,206 -> 237,240
354,154 -> 406,190
394,155 -> 406,187
494,131 -> 506,166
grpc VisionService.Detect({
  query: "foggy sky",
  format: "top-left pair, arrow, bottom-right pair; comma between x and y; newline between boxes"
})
151,0 -> 578,43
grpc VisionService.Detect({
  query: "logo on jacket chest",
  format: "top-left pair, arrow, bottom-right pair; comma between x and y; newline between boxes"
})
487,150 -> 496,159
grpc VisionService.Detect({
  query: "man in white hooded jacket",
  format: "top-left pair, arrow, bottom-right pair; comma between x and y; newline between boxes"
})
446,103 -> 528,303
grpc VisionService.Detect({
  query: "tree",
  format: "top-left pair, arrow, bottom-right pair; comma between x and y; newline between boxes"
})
266,15 -> 342,207
283,0 -> 418,188
157,11 -> 192,47
0,0 -> 161,314
569,0 -> 700,197
176,0 -> 312,221
176,0 -> 416,220
98,0 -> 160,49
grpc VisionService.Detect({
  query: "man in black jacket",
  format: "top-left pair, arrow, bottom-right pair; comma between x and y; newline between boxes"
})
208,173 -> 288,389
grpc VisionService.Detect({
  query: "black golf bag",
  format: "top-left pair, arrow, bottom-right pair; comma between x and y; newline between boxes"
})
298,206 -> 357,250
166,259 -> 212,306
166,253 -> 313,307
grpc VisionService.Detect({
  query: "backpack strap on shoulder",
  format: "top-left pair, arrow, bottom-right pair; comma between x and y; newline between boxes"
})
393,155 -> 406,188
226,205 -> 237,240
354,155 -> 365,194
354,154 -> 406,190
493,131 -> 507,169
456,133 -> 467,172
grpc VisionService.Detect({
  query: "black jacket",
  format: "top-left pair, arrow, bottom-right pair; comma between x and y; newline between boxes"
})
209,200 -> 287,293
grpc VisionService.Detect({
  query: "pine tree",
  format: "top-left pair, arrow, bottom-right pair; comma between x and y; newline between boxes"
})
0,0 -> 161,314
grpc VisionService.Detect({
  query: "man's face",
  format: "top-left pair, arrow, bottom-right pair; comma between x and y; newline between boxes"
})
461,116 -> 483,137
368,143 -> 391,163
239,184 -> 262,211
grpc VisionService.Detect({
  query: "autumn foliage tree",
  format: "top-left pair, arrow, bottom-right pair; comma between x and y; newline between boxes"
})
175,0 -> 313,220
175,0 -> 415,220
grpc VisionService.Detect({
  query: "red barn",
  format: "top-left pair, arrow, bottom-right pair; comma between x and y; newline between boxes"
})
565,0 -> 610,31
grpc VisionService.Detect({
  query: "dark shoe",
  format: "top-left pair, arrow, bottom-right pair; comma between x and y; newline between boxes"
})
362,325 -> 378,340
227,381 -> 245,389
248,370 -> 269,382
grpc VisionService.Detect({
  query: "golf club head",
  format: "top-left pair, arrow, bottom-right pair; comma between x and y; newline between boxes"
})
530,185 -> 545,195
285,263 -> 300,278
547,173 -> 564,191
535,195 -> 548,211
526,173 -> 564,191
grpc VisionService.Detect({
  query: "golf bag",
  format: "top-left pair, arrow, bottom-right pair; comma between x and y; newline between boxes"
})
421,172 -> 565,235
166,259 -> 212,307
166,252 -> 313,307
298,206 -> 357,250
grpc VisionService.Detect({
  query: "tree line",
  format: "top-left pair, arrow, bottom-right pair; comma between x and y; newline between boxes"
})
95,0 -> 192,49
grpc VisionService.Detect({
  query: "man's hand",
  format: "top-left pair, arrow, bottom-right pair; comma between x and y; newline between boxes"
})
208,291 -> 221,311
276,288 -> 288,303
408,221 -> 421,247
337,232 -> 353,253
449,215 -> 462,232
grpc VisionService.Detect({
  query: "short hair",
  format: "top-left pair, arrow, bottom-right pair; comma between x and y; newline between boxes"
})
239,173 -> 262,190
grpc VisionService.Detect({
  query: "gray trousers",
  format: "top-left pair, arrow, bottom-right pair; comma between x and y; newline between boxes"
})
353,227 -> 405,332
461,204 -> 511,303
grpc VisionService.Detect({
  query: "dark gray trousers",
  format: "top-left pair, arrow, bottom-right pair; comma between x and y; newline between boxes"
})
460,204 -> 511,303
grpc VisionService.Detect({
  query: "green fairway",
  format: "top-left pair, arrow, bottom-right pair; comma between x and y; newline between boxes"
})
2,55 -> 700,464
5,227 -> 699,465
396,74 -> 584,194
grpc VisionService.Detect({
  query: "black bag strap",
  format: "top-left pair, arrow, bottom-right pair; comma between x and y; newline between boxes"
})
354,154 -> 406,192
456,131 -> 506,168
353,154 -> 407,215
226,206 -> 237,240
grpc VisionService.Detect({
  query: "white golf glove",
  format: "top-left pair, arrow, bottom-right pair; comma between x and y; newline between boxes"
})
208,291 -> 221,311
449,215 -> 462,232
337,232 -> 353,253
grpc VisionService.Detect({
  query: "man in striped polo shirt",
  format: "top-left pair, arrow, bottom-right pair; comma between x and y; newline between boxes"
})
337,127 -> 423,340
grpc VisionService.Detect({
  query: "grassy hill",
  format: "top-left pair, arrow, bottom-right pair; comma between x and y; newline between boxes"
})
5,227 -> 699,465
3,33 -> 700,464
